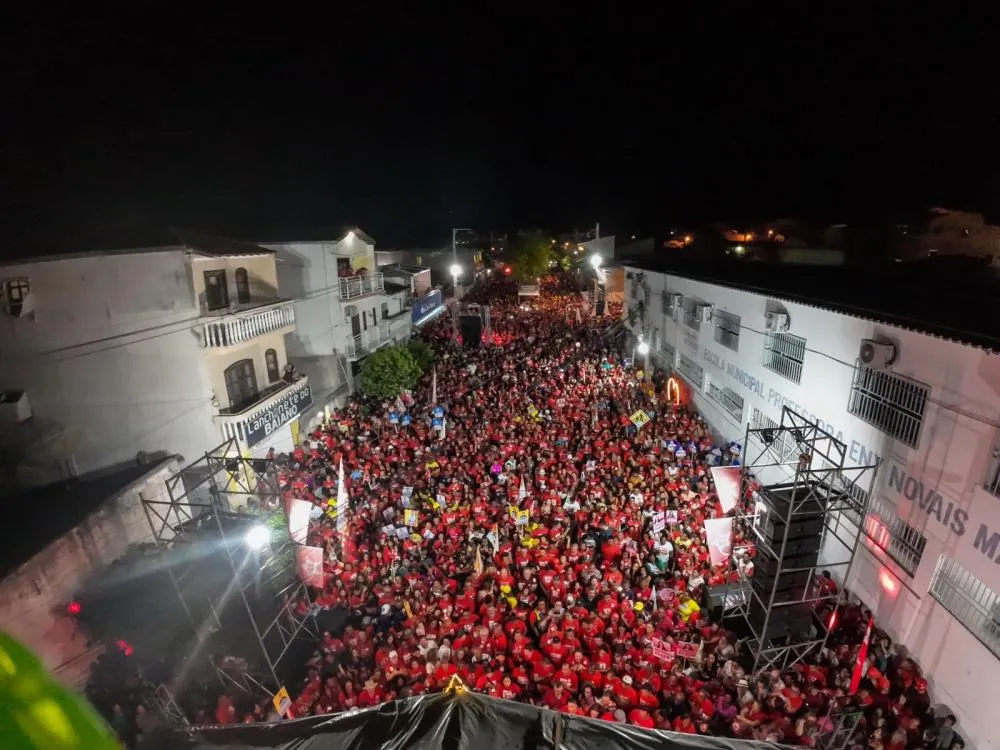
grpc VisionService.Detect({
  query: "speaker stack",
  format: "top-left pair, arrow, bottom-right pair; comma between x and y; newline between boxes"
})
749,487 -> 824,641
459,315 -> 483,349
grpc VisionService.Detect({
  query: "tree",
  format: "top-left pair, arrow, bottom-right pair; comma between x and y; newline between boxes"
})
406,339 -> 436,374
509,229 -> 553,281
359,345 -> 422,399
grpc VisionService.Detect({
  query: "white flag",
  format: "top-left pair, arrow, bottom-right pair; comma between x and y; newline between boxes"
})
518,476 -> 528,503
336,457 -> 349,534
432,366 -> 437,405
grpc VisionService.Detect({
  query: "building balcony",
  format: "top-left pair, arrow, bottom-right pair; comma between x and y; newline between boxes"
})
215,375 -> 313,447
202,300 -> 296,350
345,322 -> 392,360
338,272 -> 384,300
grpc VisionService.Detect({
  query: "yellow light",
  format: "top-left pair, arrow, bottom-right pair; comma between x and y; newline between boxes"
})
683,236 -> 692,243
666,377 -> 681,406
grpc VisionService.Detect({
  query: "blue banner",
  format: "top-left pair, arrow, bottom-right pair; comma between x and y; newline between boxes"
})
412,289 -> 444,324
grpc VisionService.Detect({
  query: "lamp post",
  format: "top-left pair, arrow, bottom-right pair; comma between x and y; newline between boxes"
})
450,263 -> 462,340
637,340 -> 650,378
589,254 -> 603,316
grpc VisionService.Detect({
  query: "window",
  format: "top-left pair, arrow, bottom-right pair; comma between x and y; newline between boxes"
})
660,290 -> 678,316
708,379 -> 745,423
264,349 -> 280,383
203,270 -> 229,311
749,407 -> 794,459
762,331 -> 806,384
676,354 -> 704,390
930,555 -> 1000,659
3,279 -> 30,317
381,301 -> 390,319
658,340 -> 676,369
224,359 -> 259,410
336,258 -> 351,276
235,267 -> 251,304
713,310 -> 741,351
864,496 -> 926,576
681,298 -> 701,330
847,365 -> 929,448
985,445 -> 1000,498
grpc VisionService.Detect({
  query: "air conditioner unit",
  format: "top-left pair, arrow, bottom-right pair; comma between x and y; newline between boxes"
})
765,312 -> 789,331
859,339 -> 897,370
700,304 -> 714,323
670,293 -> 683,307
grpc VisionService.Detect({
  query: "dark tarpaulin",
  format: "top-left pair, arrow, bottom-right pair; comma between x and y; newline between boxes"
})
144,690 -> 787,750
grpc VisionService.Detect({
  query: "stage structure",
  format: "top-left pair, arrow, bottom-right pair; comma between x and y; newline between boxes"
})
728,406 -> 878,669
140,439 -> 320,707
726,406 -> 877,750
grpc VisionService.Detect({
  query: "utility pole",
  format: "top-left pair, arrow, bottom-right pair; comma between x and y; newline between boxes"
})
595,222 -> 600,239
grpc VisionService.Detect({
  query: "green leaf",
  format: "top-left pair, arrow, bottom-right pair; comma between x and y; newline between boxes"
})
359,346 -> 423,399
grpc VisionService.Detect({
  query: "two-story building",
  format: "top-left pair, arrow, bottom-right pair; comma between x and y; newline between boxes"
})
266,228 -> 414,398
623,257 -> 1000,750
0,231 -> 309,483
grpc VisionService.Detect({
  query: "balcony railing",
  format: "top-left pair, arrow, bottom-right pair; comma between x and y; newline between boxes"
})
338,272 -> 384,300
345,322 -> 392,359
216,375 -> 313,447
203,300 -> 296,349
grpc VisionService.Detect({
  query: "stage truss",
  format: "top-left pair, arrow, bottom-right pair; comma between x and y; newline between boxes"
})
725,407 -> 878,676
140,438 -> 320,710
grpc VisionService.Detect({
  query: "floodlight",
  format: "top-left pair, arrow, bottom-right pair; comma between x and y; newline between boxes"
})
589,254 -> 602,269
245,524 -> 270,550
450,264 -> 462,278
637,341 -> 650,355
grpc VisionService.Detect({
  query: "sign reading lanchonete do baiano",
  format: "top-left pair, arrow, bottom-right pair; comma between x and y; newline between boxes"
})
244,384 -> 314,447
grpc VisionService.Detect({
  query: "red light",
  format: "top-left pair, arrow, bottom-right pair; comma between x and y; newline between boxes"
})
504,267 -> 512,275
827,609 -> 839,632
123,646 -> 134,657
66,601 -> 82,616
879,569 -> 898,594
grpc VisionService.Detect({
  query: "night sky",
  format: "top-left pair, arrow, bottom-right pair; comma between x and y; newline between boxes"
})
1,7 -> 994,253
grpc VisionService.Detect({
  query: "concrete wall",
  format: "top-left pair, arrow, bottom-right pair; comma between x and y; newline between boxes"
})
626,266 -> 1000,750
0,251 -> 218,475
0,460 -> 179,685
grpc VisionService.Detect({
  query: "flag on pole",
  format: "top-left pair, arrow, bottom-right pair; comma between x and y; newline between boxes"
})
473,546 -> 484,576
432,366 -> 437,404
336,457 -> 349,535
296,546 -> 325,588
288,499 -> 312,544
849,615 -> 874,694
518,476 -> 528,504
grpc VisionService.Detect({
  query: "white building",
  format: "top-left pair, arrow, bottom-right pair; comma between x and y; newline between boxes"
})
0,232 -> 309,484
624,259 -> 1000,749
267,228 -> 416,397
0,457 -> 181,687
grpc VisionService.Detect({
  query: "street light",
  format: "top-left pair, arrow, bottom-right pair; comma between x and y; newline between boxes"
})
450,263 -> 462,282
244,524 -> 270,550
589,254 -> 603,270
637,341 -> 650,356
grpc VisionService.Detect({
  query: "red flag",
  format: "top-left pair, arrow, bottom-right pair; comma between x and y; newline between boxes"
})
296,546 -> 325,588
288,499 -> 312,544
850,615 -> 874,694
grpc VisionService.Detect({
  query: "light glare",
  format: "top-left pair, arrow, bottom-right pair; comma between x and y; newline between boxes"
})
245,524 -> 270,550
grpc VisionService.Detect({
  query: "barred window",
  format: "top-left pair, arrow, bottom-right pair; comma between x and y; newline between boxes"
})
708,379 -> 745,422
681,298 -> 701,330
660,290 -> 676,316
658,340 -> 676,369
985,443 -> 1000,498
677,354 -> 704,390
930,555 -> 1000,659
762,332 -> 806,384
749,407 -> 794,458
713,310 -> 741,352
863,496 -> 926,576
847,365 -> 929,448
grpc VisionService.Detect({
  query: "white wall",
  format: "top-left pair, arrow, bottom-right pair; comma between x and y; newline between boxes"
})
627,266 -> 1000,750
0,252 -> 219,475
0,459 -> 179,685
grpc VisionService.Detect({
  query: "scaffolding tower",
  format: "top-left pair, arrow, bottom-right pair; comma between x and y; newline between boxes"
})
140,439 -> 320,713
726,407 -> 878,677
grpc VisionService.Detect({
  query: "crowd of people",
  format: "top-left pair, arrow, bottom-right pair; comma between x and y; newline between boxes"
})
205,276 -> 962,749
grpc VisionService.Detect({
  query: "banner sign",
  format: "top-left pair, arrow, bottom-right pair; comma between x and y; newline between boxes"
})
412,290 -> 444,324
709,465 -> 742,514
674,641 -> 700,660
288,499 -> 312,544
244,384 -> 314,447
651,638 -> 673,662
704,517 -> 735,566
295,546 -> 325,588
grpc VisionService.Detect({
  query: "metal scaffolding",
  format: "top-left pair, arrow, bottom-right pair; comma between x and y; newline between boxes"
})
140,438 -> 320,714
726,406 -> 878,678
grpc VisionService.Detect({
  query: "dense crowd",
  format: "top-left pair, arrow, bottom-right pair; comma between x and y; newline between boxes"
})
210,277 -> 963,749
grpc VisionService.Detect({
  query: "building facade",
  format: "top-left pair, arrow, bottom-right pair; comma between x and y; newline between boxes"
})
623,262 -> 1000,749
0,234 -> 308,483
268,229 -> 414,398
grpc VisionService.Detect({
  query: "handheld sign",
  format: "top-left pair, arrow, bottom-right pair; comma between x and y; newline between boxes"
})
273,686 -> 292,717
630,410 -> 651,429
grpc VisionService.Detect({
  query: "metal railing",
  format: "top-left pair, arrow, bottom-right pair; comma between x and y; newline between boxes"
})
346,322 -> 392,359
762,331 -> 806,384
338,272 -> 385,300
930,555 -> 1000,659
203,302 -> 296,349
